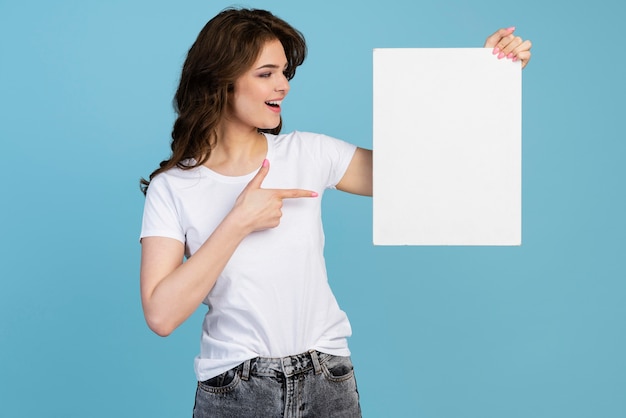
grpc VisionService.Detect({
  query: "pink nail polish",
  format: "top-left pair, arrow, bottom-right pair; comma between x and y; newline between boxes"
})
262,159 -> 269,167
507,53 -> 514,59
506,26 -> 516,32
497,52 -> 505,59
492,47 -> 500,55
512,56 -> 518,62
311,192 -> 319,197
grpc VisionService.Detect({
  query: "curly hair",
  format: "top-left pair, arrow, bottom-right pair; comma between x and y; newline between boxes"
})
140,8 -> 307,194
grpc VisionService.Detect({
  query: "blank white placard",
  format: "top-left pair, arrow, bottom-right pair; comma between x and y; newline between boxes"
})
373,48 -> 521,246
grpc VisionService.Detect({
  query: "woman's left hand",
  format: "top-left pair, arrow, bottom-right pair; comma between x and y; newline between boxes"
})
484,27 -> 532,69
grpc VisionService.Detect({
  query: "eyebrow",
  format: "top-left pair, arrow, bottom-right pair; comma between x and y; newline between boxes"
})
254,63 -> 288,71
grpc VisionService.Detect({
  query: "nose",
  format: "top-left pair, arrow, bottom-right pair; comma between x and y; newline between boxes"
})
275,73 -> 290,94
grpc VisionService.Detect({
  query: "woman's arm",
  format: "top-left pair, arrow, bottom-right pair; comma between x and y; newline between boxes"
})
336,147 -> 373,197
140,160 -> 317,336
140,215 -> 248,337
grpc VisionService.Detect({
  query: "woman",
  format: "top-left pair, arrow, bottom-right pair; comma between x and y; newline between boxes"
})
139,8 -> 531,417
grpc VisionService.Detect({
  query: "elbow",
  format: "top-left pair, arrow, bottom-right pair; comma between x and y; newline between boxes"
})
144,312 -> 176,337
142,293 -> 180,337
150,324 -> 174,338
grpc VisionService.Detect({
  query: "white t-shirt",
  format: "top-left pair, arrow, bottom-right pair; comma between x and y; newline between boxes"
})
140,131 -> 357,381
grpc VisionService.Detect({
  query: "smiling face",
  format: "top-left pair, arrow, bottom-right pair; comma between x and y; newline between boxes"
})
224,39 -> 290,132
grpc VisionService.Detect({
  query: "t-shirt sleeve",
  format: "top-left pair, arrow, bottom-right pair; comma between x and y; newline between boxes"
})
140,174 -> 185,243
316,133 -> 358,189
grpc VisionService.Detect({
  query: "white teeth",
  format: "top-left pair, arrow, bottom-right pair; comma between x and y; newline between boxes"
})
266,100 -> 282,106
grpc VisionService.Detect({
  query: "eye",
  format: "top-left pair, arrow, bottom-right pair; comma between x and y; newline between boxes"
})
258,72 -> 272,78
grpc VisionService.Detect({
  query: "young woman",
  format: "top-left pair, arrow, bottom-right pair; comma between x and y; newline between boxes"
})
139,8 -> 532,417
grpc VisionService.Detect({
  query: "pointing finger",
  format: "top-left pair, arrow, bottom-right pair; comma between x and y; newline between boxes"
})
272,189 -> 319,199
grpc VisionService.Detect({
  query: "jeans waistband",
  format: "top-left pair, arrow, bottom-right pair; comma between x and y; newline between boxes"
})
241,350 -> 327,380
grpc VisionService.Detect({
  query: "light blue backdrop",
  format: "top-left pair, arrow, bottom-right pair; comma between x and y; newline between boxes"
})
1,0 -> 624,417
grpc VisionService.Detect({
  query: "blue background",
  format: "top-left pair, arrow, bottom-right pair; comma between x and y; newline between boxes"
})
1,0 -> 624,417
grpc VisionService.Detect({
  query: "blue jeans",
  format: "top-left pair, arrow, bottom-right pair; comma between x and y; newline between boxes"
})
192,350 -> 361,417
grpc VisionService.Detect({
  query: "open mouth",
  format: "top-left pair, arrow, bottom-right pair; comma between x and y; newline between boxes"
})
265,100 -> 282,108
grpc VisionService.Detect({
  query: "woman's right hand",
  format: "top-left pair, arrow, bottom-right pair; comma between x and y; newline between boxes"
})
231,159 -> 318,233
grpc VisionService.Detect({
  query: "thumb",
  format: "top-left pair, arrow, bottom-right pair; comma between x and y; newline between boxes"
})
246,159 -> 270,190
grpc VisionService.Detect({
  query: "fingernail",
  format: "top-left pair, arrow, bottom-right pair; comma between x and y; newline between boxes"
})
507,53 -> 514,59
492,47 -> 500,55
262,159 -> 268,167
506,26 -> 516,32
497,52 -> 505,59
512,56 -> 518,62
311,192 -> 318,197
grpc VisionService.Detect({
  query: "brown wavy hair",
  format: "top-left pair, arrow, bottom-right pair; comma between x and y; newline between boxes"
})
140,8 -> 307,194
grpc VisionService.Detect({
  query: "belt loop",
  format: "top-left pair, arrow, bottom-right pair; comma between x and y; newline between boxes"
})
309,350 -> 322,375
241,359 -> 251,381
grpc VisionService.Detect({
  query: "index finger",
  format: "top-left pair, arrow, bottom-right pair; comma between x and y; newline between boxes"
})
484,26 -> 515,48
272,189 -> 319,199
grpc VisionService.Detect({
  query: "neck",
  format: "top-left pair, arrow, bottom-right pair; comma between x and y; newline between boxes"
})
204,124 -> 267,176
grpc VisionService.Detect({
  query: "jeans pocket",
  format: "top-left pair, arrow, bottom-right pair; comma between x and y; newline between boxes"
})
321,355 -> 355,383
197,367 -> 241,394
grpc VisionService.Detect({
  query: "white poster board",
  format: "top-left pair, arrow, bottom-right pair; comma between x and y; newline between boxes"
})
373,48 -> 521,246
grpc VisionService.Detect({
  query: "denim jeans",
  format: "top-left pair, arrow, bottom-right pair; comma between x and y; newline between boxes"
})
192,350 -> 361,417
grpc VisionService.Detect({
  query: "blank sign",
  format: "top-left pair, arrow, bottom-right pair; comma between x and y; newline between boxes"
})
373,48 -> 521,246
